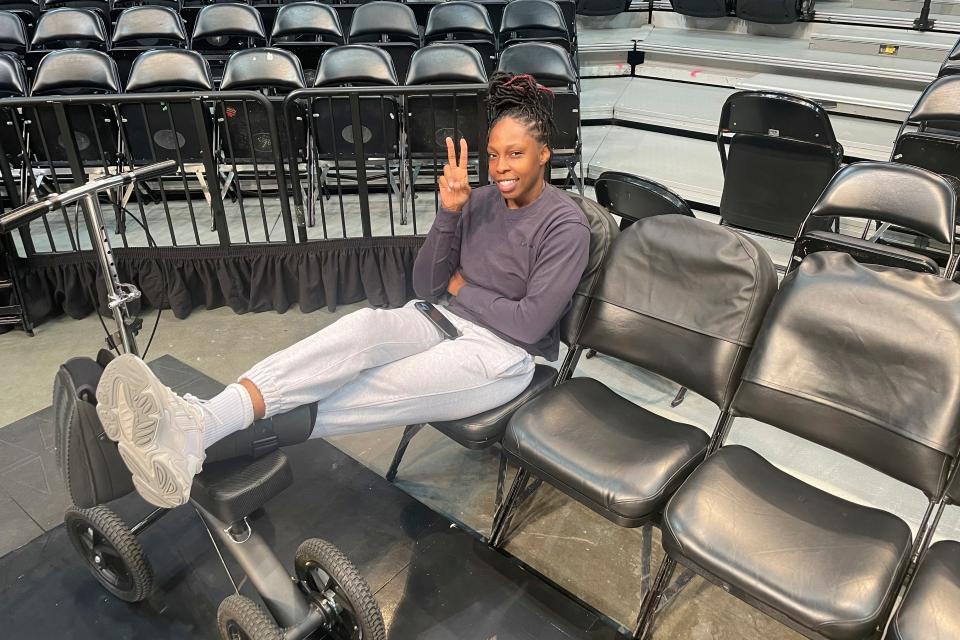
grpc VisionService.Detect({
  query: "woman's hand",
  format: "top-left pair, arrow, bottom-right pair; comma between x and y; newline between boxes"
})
439,137 -> 471,213
447,270 -> 467,296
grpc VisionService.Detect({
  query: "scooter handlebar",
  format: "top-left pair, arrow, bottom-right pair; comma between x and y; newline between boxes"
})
0,160 -> 178,235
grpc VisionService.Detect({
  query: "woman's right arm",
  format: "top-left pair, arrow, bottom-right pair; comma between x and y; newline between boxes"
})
413,138 -> 472,300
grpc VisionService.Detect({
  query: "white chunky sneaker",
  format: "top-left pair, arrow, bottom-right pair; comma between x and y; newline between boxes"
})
96,354 -> 206,508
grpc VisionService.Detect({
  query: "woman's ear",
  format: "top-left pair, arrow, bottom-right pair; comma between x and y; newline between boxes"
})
539,144 -> 550,167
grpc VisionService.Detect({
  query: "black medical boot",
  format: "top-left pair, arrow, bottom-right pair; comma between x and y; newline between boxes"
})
54,350 -> 135,508
204,402 -> 317,464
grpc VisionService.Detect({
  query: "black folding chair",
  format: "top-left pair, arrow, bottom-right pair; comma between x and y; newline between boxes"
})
385,195 -> 620,507
424,1 -> 497,75
268,2 -> 343,87
109,5 -> 188,85
499,0 -> 570,52
790,162 -> 957,277
190,2 -> 266,82
27,7 -> 108,78
347,1 -> 421,81
639,248 -> 960,640
718,90 -> 843,241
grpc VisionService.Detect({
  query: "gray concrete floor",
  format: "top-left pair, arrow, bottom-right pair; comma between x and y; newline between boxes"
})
4,297 -> 959,638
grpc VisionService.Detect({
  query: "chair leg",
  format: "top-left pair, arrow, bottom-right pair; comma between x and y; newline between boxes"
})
489,467 -> 528,549
385,423 -> 424,482
670,387 -> 688,408
495,450 -> 508,506
632,556 -> 677,639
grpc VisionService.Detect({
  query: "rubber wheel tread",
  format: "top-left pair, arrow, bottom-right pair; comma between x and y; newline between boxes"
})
64,505 -> 153,602
295,538 -> 386,640
217,594 -> 283,640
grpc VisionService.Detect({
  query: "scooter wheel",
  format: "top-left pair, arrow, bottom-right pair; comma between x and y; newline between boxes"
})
217,595 -> 283,640
295,538 -> 386,640
64,504 -> 153,602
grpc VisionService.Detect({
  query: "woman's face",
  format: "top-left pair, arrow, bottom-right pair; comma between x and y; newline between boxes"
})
487,116 -> 550,209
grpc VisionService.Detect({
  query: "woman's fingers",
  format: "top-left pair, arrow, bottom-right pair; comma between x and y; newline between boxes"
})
458,137 -> 468,171
445,137 -> 457,169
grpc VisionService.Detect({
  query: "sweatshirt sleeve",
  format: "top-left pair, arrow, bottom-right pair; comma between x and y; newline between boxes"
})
412,206 -> 464,300
455,220 -> 590,345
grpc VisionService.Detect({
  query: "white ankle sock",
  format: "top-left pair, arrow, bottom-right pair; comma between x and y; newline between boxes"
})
192,383 -> 256,448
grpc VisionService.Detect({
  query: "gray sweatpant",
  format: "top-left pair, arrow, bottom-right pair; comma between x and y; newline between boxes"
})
241,300 -> 537,439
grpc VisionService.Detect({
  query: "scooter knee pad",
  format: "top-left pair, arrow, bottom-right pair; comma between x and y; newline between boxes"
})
204,403 -> 316,464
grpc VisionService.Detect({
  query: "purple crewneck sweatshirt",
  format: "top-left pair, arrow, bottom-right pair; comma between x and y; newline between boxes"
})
412,183 -> 591,361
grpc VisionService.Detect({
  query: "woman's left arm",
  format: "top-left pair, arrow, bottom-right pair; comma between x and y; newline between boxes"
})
454,221 -> 590,345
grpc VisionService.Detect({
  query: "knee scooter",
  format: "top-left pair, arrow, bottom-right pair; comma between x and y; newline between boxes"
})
1,161 -> 385,640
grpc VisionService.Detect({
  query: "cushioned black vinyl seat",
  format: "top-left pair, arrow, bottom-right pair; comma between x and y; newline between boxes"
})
498,41 -> 577,87
221,47 -> 305,92
191,449 -> 293,525
192,3 -> 266,42
499,0 -> 569,48
0,53 -> 27,96
594,171 -> 694,230
670,0 -> 732,18
663,445 -> 912,640
125,49 -> 213,92
31,7 -> 106,49
271,1 -> 343,41
425,1 -> 495,39
887,540 -> 960,640
505,378 -> 709,525
111,5 -> 187,46
313,44 -> 398,86
431,364 -> 557,449
405,42 -> 487,85
0,12 -> 26,53
31,48 -> 119,94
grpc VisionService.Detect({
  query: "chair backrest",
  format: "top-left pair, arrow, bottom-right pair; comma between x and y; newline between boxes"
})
894,76 -> 960,180
220,47 -> 304,92
579,215 -> 778,409
348,1 -> 419,40
31,8 -> 106,49
270,2 -> 343,42
405,43 -> 487,85
0,52 -> 25,96
112,6 -> 187,47
313,44 -> 397,87
497,41 -> 576,87
125,48 -> 213,92
0,11 -> 26,53
719,91 -> 843,239
31,48 -> 119,94
500,0 -> 567,35
735,0 -> 803,24
558,193 -> 620,346
733,251 -> 960,496
669,0 -> 731,17
192,3 -> 266,42
575,0 -> 631,16
425,1 -> 494,40
594,171 -> 694,226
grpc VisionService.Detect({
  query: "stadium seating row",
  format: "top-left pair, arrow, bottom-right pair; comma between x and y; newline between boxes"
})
0,0 -> 575,81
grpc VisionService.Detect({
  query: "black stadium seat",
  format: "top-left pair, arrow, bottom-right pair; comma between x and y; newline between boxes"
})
122,49 -> 215,166
670,0 -> 732,18
575,0 -> 630,16
490,215 -> 776,565
190,3 -> 266,81
424,1 -> 497,75
499,0 -> 570,52
0,11 -> 25,57
791,162 -> 957,276
28,49 -> 121,166
0,53 -> 29,175
594,170 -> 694,230
30,7 -> 107,50
644,250 -> 960,640
110,6 -> 188,84
269,2 -> 343,86
347,1 -> 421,81
219,47 -> 307,164
718,90 -> 843,240
735,0 -> 813,24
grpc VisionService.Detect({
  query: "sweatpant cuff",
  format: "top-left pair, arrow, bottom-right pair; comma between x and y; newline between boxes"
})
240,361 -> 287,419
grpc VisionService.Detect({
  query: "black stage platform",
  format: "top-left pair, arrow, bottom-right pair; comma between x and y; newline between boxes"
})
0,356 -> 629,639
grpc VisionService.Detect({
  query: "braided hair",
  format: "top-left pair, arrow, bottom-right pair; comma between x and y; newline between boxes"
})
487,71 -> 556,149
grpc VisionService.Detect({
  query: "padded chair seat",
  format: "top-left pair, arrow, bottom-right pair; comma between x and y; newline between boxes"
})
888,540 -> 960,640
191,449 -> 292,524
663,445 -> 913,640
430,363 -> 556,449
503,377 -> 710,526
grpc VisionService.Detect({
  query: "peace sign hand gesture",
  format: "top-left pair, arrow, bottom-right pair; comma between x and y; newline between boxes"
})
439,137 -> 471,213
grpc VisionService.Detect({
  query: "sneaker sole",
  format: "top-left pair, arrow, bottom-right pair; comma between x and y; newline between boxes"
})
97,356 -> 200,509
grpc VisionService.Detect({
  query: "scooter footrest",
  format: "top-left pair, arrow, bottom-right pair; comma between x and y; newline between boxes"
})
191,449 -> 292,524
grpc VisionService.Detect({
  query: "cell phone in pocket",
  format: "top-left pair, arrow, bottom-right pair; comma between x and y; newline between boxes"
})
414,301 -> 461,340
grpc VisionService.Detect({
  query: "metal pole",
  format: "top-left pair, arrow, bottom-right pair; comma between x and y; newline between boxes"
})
80,193 -> 140,356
